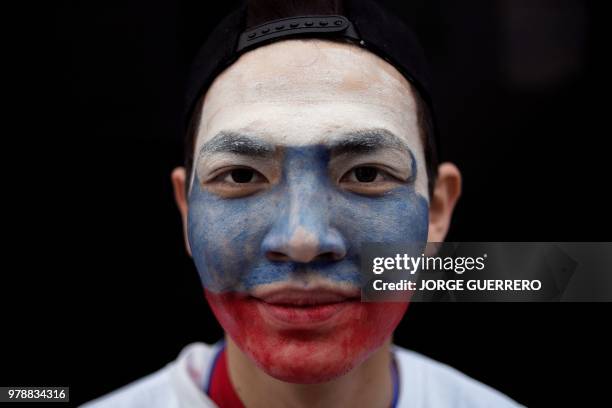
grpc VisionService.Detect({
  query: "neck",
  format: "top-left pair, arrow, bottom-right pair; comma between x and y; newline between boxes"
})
225,336 -> 394,408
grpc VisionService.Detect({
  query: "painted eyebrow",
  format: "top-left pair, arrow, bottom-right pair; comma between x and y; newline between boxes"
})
198,128 -> 413,160
197,131 -> 275,159
328,128 -> 413,157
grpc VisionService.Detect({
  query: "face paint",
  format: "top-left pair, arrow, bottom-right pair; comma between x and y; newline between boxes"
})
188,143 -> 428,382
187,39 -> 430,383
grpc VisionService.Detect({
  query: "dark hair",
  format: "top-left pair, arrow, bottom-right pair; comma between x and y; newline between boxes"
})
184,0 -> 438,196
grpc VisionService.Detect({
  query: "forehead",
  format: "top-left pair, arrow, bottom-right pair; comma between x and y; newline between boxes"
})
195,39 -> 423,147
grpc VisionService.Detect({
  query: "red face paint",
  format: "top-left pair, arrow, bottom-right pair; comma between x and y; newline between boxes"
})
205,289 -> 408,383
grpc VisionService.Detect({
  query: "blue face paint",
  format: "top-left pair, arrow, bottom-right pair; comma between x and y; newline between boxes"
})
187,145 -> 428,294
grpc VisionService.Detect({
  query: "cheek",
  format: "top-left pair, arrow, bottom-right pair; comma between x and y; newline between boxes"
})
333,186 -> 429,244
206,289 -> 408,383
187,179 -> 278,292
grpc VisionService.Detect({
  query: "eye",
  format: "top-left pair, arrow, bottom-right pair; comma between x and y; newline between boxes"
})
342,166 -> 388,183
204,167 -> 269,198
224,168 -> 261,183
352,166 -> 382,183
339,166 -> 404,195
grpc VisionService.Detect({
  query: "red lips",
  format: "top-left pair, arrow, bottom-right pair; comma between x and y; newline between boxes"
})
252,287 -> 361,329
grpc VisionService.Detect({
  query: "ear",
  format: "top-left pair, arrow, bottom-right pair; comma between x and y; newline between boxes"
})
427,162 -> 462,242
171,167 -> 192,256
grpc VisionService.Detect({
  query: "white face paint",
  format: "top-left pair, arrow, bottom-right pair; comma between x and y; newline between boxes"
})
192,38 -> 429,199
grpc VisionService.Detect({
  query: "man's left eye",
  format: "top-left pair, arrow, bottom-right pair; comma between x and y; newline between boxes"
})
338,166 -> 405,195
343,166 -> 387,183
354,166 -> 380,182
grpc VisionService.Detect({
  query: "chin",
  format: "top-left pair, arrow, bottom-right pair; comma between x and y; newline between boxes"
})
245,334 -> 385,384
205,289 -> 409,384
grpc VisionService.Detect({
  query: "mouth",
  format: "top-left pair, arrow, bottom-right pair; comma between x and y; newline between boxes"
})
251,286 -> 362,329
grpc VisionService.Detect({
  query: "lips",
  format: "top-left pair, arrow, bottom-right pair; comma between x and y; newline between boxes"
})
251,287 -> 361,329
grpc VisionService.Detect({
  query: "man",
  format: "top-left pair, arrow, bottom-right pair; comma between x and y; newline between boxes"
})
84,0 -> 522,406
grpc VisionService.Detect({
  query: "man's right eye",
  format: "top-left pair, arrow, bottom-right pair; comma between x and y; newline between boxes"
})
221,168 -> 266,184
223,168 -> 253,183
204,167 -> 269,198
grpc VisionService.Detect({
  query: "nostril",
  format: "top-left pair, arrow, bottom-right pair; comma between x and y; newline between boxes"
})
314,252 -> 343,262
266,250 -> 343,263
266,251 -> 291,262
262,227 -> 347,263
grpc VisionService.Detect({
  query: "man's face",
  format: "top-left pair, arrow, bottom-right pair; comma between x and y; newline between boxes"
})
187,39 -> 429,383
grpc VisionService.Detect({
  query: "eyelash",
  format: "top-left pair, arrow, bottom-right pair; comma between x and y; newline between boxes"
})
213,167 -> 268,185
211,165 -> 402,185
203,165 -> 406,199
340,166 -> 401,183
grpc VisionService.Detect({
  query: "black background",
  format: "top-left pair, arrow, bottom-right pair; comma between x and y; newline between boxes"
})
3,0 -> 610,406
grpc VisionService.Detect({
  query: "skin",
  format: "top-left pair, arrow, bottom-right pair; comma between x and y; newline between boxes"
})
172,39 -> 462,407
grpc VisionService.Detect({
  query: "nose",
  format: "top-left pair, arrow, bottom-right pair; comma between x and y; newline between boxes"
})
261,182 -> 347,264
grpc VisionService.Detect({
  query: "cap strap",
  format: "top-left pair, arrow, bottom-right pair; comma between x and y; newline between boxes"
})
237,15 -> 361,53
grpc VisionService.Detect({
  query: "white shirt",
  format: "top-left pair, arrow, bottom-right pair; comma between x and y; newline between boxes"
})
82,342 -> 523,407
